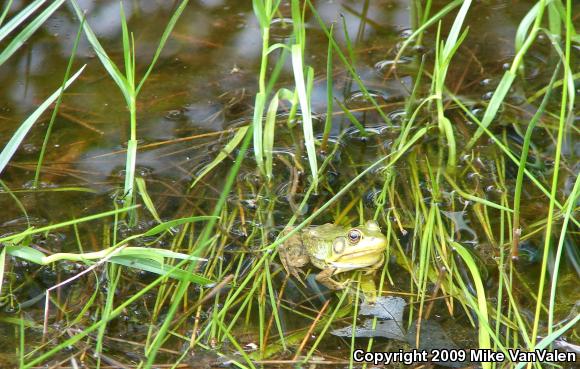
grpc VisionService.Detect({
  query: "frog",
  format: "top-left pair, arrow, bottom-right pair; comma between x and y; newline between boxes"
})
278,220 -> 387,300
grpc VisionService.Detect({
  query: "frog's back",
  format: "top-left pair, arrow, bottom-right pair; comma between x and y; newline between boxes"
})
303,224 -> 348,269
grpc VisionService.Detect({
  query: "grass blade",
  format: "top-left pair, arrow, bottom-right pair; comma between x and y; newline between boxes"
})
143,216 -> 218,237
136,177 -> 162,224
0,205 -> 135,244
291,44 -> 318,186
0,66 -> 85,176
252,92 -> 266,175
0,0 -> 14,29
465,71 -> 516,149
452,242 -> 491,365
191,126 -> 249,188
0,247 -> 5,297
0,0 -> 44,43
0,0 -> 65,66
69,0 -> 129,103
264,93 -> 279,180
34,16 -> 84,187
136,0 -> 190,95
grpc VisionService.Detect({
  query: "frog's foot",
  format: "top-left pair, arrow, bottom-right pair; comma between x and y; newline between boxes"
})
315,268 -> 349,290
285,265 -> 308,287
278,247 -> 309,287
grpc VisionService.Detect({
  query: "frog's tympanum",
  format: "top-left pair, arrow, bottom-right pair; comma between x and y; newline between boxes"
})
278,221 -> 387,295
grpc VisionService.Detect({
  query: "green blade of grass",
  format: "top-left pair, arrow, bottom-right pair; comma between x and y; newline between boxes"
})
143,216 -> 218,237
110,256 -> 212,285
452,242 -> 491,362
136,0 -> 190,95
391,0 -> 463,65
0,66 -> 85,175
512,64 -> 560,256
123,138 -> 138,202
0,0 -> 44,43
136,177 -> 162,224
548,172 -> 580,330
514,314 -> 580,369
34,16 -> 84,187
291,44 -> 318,186
0,0 -> 65,66
252,92 -> 266,176
442,0 -> 471,57
334,98 -> 367,135
143,124 -> 255,369
119,3 -> 133,86
95,264 -> 120,369
263,93 -> 279,180
0,0 -> 13,28
69,0 -> 130,103
0,180 -> 29,228
465,71 -> 516,149
321,24 -> 334,151
515,0 -> 554,52
531,0 -> 573,345
191,126 -> 249,188
0,205 -> 135,244
0,247 -> 5,297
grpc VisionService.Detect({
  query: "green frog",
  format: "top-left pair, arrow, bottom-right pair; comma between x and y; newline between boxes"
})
278,220 -> 387,300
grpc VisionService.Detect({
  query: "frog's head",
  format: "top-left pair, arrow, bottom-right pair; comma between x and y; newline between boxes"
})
328,220 -> 387,270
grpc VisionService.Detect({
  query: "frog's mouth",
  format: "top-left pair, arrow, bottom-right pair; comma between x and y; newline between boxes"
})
329,237 -> 386,260
328,246 -> 385,271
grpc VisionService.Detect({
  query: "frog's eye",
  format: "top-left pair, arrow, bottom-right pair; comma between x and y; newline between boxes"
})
347,229 -> 362,244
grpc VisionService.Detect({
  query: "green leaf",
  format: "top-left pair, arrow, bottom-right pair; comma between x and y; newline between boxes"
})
0,247 -> 6,296
291,44 -> 318,186
5,246 -> 46,265
69,0 -> 130,104
0,206 -> 136,244
252,92 -> 266,176
0,0 -> 64,66
191,126 -> 249,188
118,247 -> 206,261
442,0 -> 472,58
110,256 -> 213,285
465,71 -> 516,149
252,0 -> 268,29
0,0 -> 43,42
0,66 -> 85,175
452,242 -> 491,360
264,93 -> 279,180
515,0 -> 554,52
143,216 -> 218,237
136,177 -> 161,223
136,0 -> 190,95
123,139 -> 138,201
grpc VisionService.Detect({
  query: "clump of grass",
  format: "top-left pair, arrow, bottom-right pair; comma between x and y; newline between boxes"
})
69,0 -> 190,213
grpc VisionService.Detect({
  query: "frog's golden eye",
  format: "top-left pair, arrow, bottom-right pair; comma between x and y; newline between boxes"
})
347,229 -> 362,244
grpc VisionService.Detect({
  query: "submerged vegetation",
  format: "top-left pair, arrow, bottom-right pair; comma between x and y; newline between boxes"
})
0,0 -> 578,368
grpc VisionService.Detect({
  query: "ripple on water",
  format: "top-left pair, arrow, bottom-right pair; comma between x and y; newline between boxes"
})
269,18 -> 294,41
374,56 -> 414,77
344,90 -> 388,109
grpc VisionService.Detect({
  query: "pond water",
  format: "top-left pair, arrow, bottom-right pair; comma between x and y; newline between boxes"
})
0,0 -> 578,368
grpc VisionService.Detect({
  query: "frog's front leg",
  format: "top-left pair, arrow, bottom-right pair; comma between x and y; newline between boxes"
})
315,267 -> 348,290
